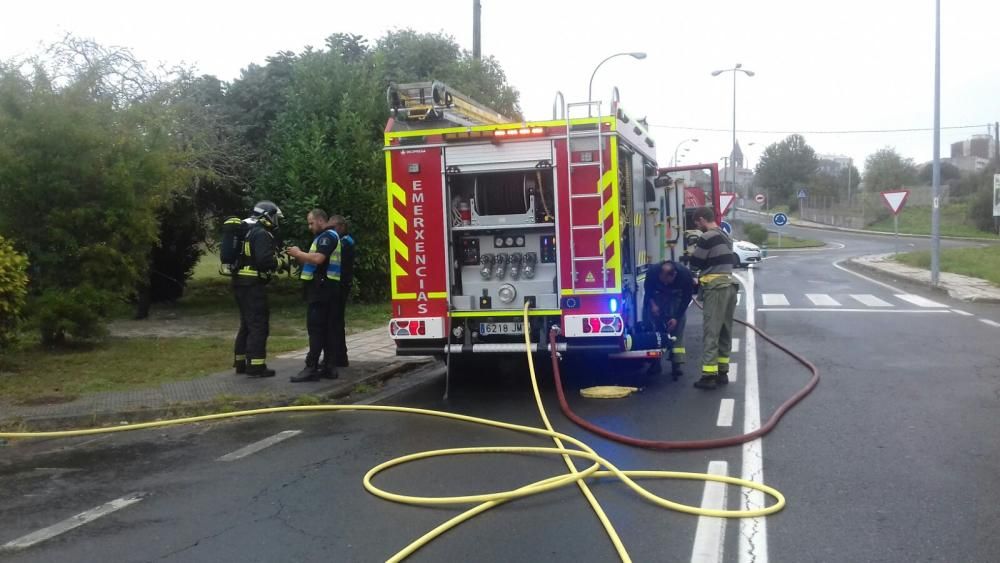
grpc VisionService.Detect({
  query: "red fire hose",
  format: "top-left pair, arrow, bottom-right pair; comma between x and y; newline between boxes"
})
549,307 -> 819,450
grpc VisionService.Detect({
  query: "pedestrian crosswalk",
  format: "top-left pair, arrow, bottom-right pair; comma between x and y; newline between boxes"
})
759,292 -> 948,310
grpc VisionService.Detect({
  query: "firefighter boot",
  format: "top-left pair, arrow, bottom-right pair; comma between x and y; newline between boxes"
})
290,364 -> 322,383
670,363 -> 684,379
693,374 -> 718,390
718,368 -> 729,385
234,358 -> 247,375
247,363 -> 276,378
318,363 -> 340,380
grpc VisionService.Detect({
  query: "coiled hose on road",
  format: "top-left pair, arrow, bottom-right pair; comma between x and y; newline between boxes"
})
551,299 -> 821,450
0,304 -> 786,562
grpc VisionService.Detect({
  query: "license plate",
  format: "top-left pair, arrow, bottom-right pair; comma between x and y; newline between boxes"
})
479,322 -> 524,335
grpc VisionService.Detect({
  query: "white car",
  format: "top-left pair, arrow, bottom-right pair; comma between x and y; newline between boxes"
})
733,240 -> 762,268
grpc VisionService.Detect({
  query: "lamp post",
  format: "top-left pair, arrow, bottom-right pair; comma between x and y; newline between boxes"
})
672,138 -> 698,166
588,52 -> 646,116
930,0 -> 941,285
712,64 -> 755,201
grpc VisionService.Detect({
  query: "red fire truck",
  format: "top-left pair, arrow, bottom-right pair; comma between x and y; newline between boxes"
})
383,82 -> 721,360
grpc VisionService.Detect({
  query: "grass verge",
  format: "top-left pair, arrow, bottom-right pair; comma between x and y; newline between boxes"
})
868,205 -> 999,239
0,336 -> 306,405
764,233 -> 824,249
894,245 -> 1000,287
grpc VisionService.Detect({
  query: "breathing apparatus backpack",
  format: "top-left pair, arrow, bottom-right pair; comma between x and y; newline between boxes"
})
219,217 -> 249,276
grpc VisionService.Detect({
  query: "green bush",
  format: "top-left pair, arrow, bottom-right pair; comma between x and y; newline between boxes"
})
968,187 -> 997,233
744,223 -> 769,246
31,286 -> 113,345
0,235 -> 29,349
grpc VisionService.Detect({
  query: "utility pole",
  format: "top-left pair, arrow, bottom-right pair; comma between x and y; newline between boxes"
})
472,0 -> 482,61
995,121 -> 999,161
847,158 -> 853,208
930,0 -> 941,286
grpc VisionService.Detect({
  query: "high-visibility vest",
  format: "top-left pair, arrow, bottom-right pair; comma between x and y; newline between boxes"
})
328,234 -> 353,282
300,230 -> 340,281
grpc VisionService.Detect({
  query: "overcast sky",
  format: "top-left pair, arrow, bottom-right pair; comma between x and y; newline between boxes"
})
3,0 -> 998,171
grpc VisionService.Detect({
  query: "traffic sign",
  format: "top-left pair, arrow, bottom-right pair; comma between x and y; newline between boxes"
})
719,192 -> 737,216
720,221 -> 732,235
797,189 -> 808,199
880,189 -> 910,216
773,213 -> 789,227
754,193 -> 766,204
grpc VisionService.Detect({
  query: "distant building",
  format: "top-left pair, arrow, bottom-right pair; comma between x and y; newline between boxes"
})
946,155 -> 991,173
945,134 -> 996,173
950,134 -> 996,160
817,154 -> 852,176
720,141 -> 754,195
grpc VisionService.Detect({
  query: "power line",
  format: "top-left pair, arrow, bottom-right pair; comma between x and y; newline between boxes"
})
647,123 -> 992,135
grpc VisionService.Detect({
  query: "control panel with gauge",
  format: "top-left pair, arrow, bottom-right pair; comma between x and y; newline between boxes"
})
451,228 -> 559,311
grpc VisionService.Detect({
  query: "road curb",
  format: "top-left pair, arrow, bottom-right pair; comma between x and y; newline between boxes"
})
844,256 -> 1000,304
0,359 -> 432,434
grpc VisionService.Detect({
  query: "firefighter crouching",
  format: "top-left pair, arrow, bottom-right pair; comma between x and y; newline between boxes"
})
233,201 -> 284,378
286,209 -> 341,382
642,260 -> 695,378
688,206 -> 738,390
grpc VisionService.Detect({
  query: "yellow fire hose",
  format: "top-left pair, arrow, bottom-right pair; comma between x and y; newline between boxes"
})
0,304 -> 784,562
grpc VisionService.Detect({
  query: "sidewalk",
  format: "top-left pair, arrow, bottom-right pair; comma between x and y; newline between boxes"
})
848,253 -> 1000,303
0,328 -> 431,428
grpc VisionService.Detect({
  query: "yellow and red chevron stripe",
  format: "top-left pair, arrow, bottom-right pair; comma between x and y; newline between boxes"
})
385,153 -> 416,300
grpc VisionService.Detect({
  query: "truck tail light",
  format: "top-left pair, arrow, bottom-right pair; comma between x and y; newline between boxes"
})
580,316 -> 623,334
390,320 -> 426,336
389,317 -> 446,339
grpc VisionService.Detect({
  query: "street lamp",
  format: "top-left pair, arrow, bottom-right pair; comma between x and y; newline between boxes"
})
588,52 -> 647,115
672,138 -> 698,166
712,63 -> 755,195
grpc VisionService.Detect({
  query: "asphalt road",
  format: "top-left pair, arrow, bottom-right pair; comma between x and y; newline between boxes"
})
2,221 -> 998,562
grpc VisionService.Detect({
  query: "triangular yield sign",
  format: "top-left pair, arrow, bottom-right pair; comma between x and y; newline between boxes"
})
880,190 -> 910,215
719,192 -> 737,216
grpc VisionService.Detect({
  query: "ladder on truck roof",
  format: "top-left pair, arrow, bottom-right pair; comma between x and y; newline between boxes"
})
565,100 -> 609,292
387,81 -> 509,127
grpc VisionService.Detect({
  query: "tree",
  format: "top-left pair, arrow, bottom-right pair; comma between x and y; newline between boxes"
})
0,42 -> 180,343
754,134 -> 818,208
255,30 -> 522,301
809,162 -> 862,204
964,159 -> 999,231
375,30 -> 522,119
863,148 -> 917,194
0,235 -> 29,350
918,161 -> 960,184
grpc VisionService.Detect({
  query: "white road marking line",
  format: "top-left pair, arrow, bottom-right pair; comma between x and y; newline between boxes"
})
690,461 -> 729,563
759,308 -> 950,314
217,430 -> 302,462
894,294 -> 948,308
979,319 -> 1000,328
950,309 -> 973,316
728,363 -> 739,383
850,294 -> 893,307
832,259 -> 906,292
0,493 -> 145,551
731,338 -> 740,353
738,268 -> 768,563
806,293 -> 841,306
760,293 -> 789,306
716,399 -> 735,427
